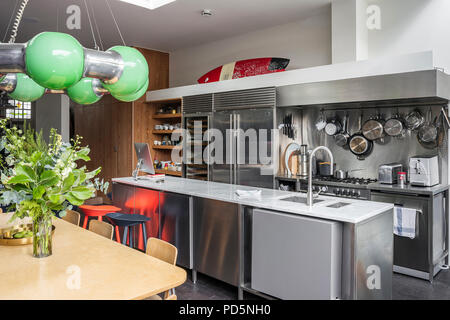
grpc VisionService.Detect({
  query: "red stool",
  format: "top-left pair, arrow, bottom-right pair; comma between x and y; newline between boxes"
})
79,205 -> 122,229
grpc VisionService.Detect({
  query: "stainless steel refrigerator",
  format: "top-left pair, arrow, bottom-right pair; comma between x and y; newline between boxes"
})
210,87 -> 276,188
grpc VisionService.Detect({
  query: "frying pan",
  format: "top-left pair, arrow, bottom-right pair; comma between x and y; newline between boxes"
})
334,112 -> 350,147
349,113 -> 373,159
384,112 -> 405,137
362,113 -> 385,141
324,117 -> 342,136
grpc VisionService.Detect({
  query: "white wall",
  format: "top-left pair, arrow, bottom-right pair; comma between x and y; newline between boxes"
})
367,0 -> 450,72
169,7 -> 331,87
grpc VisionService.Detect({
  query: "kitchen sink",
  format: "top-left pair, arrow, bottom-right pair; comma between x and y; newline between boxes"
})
326,202 -> 351,208
279,196 -> 324,205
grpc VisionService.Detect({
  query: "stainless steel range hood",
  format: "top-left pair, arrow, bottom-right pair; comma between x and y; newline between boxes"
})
277,70 -> 450,108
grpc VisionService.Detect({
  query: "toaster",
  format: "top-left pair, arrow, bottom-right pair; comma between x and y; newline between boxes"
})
409,155 -> 439,187
378,163 -> 403,184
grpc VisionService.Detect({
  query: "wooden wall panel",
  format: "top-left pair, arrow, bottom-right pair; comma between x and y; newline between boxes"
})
71,47 -> 169,186
132,48 -> 170,167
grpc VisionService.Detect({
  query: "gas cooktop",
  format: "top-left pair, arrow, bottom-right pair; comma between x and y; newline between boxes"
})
314,176 -> 378,186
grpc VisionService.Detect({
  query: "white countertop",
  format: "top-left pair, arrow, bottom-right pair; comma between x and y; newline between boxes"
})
112,177 -> 393,224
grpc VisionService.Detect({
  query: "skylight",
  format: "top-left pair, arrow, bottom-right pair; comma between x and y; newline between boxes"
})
118,0 -> 176,10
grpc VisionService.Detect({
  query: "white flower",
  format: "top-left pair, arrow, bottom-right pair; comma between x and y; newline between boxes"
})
61,167 -> 72,179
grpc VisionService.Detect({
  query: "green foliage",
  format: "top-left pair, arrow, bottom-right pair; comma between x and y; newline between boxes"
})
0,120 -> 107,223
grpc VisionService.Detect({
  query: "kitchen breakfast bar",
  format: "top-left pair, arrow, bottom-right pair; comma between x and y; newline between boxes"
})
112,176 -> 394,300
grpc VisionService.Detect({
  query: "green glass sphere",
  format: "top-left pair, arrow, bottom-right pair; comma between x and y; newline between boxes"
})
9,73 -> 45,102
67,78 -> 102,105
111,78 -> 148,102
25,32 -> 84,90
102,46 -> 148,96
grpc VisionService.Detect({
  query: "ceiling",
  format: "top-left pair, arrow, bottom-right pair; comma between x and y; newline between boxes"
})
0,0 -> 331,52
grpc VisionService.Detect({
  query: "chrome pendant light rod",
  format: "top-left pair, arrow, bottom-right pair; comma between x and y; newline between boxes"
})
0,43 -> 26,73
83,48 -> 124,84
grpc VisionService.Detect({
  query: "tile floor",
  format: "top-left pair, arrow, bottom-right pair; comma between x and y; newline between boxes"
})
175,269 -> 450,300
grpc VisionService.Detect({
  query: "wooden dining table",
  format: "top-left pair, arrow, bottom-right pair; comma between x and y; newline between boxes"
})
0,218 -> 186,299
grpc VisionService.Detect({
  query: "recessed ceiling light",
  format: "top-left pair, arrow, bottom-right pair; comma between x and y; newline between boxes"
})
201,9 -> 213,17
118,0 -> 176,10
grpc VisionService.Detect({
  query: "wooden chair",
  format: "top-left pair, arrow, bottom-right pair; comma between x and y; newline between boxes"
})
88,220 -> 114,240
146,238 -> 178,300
62,210 -> 81,226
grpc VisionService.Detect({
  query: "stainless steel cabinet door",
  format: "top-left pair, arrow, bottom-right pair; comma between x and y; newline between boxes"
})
251,209 -> 342,299
193,197 -> 239,286
236,108 -> 274,188
210,111 -> 233,184
371,192 -> 429,272
112,183 -> 136,214
160,192 -> 191,268
134,187 -> 160,239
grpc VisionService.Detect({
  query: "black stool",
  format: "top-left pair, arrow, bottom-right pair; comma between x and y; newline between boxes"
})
106,212 -> 150,251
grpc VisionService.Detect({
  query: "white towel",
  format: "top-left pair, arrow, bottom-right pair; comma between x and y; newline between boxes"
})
394,207 -> 417,239
235,189 -> 262,199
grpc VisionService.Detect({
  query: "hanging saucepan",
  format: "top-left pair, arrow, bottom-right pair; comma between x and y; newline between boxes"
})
418,109 -> 438,149
334,112 -> 350,147
405,109 -> 425,131
384,112 -> 405,137
349,113 -> 373,160
324,116 -> 342,136
362,112 -> 385,141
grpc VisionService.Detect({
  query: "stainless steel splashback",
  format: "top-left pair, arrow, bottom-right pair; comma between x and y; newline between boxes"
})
297,106 -> 448,183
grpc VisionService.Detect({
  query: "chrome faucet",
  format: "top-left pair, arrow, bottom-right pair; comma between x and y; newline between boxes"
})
307,146 -> 334,207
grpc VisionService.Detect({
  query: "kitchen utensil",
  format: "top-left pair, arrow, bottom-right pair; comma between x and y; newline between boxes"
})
378,163 -> 403,184
324,117 -> 342,136
384,112 -> 405,137
441,107 -> 450,128
297,144 -> 309,177
405,110 -> 424,130
436,112 -> 445,148
284,142 -> 301,176
315,110 -> 327,131
334,169 -> 348,179
334,112 -> 350,147
318,162 -> 333,176
409,155 -> 439,187
418,109 -> 438,147
362,113 -> 385,140
398,172 -> 407,188
349,113 -> 373,159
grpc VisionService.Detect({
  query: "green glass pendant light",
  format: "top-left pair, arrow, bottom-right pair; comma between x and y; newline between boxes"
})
111,78 -> 148,102
66,78 -> 102,105
102,46 -> 149,96
25,32 -> 85,90
0,1 -> 150,104
8,73 -> 45,102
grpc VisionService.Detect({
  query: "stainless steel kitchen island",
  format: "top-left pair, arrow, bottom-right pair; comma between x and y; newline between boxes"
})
112,176 -> 394,300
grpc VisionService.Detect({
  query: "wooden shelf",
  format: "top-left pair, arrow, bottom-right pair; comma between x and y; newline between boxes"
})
152,113 -> 181,119
152,130 -> 175,134
152,145 -> 181,150
145,98 -> 182,104
155,169 -> 182,177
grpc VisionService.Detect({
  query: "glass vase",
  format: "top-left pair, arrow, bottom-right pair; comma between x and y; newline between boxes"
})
32,217 -> 52,258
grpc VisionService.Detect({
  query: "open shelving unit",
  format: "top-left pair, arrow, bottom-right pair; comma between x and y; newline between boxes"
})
145,98 -> 183,177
